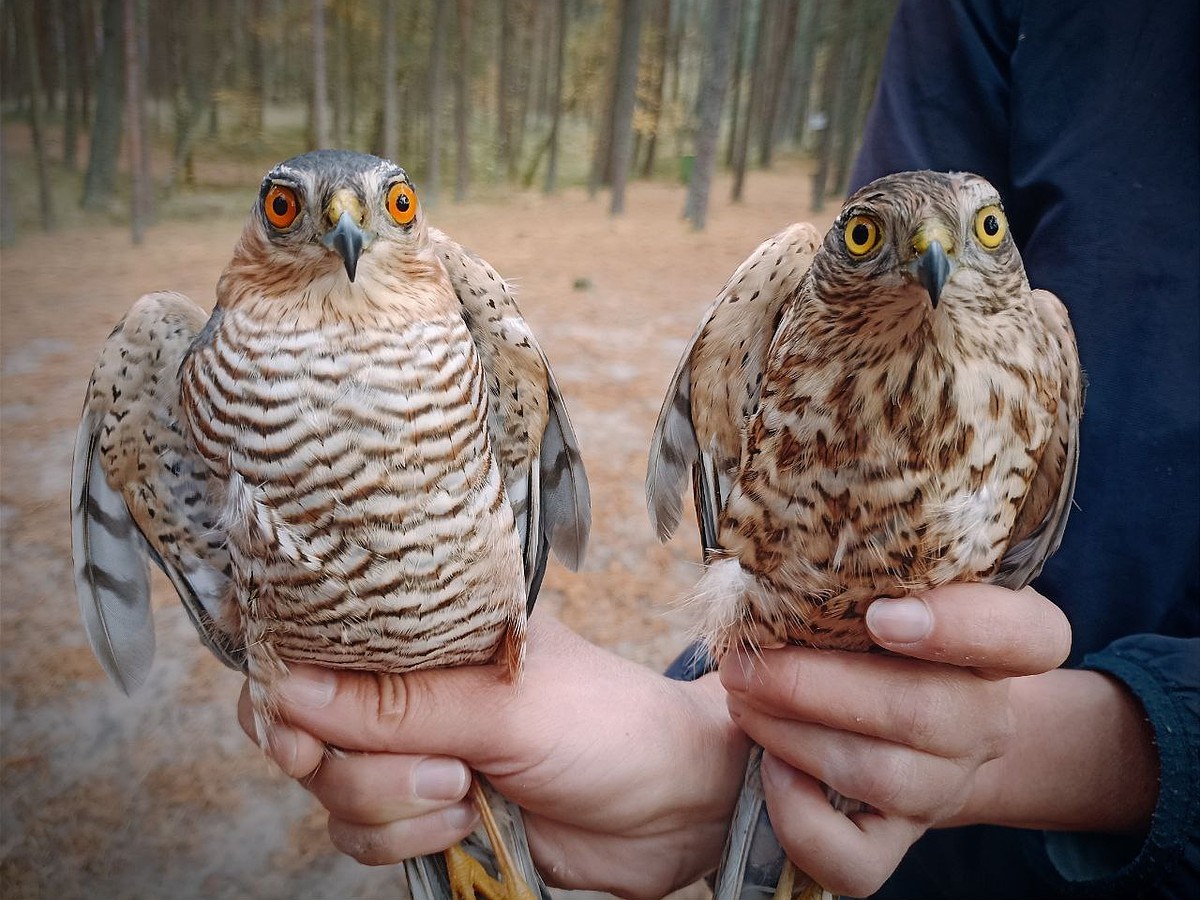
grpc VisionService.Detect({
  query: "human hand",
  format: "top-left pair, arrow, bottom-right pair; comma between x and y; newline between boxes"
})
238,614 -> 750,898
719,583 -> 1072,897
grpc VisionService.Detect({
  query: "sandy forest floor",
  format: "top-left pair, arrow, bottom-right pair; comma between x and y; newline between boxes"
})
0,161 -> 834,900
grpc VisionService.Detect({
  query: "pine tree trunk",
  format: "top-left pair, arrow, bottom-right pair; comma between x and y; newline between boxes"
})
18,0 -> 55,230
454,0 -> 473,201
756,0 -> 798,167
82,0 -> 125,211
497,0 -> 513,176
730,0 -> 765,202
780,0 -> 820,150
543,0 -> 566,194
639,0 -> 671,177
311,0 -> 330,148
811,0 -> 851,211
683,0 -> 741,230
608,0 -> 643,215
381,0 -> 398,160
427,0 -> 449,205
124,0 -> 147,243
0,124 -> 15,246
62,0 -> 82,169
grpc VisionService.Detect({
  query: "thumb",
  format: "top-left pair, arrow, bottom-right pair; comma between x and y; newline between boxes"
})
272,659 -> 518,761
865,583 -> 1072,678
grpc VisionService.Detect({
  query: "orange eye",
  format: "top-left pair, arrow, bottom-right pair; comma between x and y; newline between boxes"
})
264,184 -> 300,229
386,182 -> 418,226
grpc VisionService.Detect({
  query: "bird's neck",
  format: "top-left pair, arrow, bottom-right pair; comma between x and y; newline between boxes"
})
216,235 -> 459,331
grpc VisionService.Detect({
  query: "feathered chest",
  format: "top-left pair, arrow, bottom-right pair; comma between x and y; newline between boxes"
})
724,316 -> 1057,591
179,308 -> 499,550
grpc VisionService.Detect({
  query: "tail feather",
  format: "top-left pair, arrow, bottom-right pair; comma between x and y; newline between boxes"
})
403,779 -> 551,900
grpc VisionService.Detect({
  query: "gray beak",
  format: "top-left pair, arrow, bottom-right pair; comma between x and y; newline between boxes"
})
916,240 -> 952,308
323,212 -> 366,282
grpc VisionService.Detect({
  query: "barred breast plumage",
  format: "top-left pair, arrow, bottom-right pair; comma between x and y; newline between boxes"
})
183,307 -> 525,682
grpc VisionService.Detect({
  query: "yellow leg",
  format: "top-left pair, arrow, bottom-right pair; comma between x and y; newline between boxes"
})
470,779 -> 538,900
442,780 -> 537,900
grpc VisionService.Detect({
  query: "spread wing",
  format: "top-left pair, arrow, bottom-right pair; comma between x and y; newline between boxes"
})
992,288 -> 1084,589
71,291 -> 242,693
431,228 -> 591,607
645,223 -> 821,552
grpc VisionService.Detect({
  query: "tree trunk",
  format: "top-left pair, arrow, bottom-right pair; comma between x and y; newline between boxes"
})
311,0 -> 330,147
639,0 -> 670,177
83,0 -> 125,211
780,0 -> 820,150
588,4 -> 619,197
62,0 -> 82,169
381,0 -> 398,159
0,123 -> 14,246
756,0 -> 798,167
608,0 -> 643,215
683,0 -> 741,230
543,0 -> 566,194
730,0 -> 765,202
17,0 -> 54,230
427,0 -> 449,205
723,0 -> 747,167
497,0 -> 513,176
124,0 -> 148,243
454,0 -> 473,201
811,0 -> 851,211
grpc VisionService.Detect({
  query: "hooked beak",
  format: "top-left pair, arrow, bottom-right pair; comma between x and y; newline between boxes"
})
321,190 -> 368,281
909,223 -> 956,308
916,240 -> 952,308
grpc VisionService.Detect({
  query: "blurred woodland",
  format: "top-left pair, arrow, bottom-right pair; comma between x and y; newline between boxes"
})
0,0 -> 897,244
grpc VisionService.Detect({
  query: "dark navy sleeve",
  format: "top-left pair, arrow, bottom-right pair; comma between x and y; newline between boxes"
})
848,0 -> 1200,897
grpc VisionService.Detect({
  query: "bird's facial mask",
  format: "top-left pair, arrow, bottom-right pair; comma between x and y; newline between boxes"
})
908,223 -> 957,308
322,189 -> 370,282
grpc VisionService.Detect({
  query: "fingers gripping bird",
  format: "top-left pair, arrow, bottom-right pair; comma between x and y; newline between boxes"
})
71,150 -> 591,900
647,171 -> 1082,899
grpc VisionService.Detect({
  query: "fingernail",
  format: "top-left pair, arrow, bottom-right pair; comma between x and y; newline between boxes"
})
720,651 -> 755,693
867,596 -> 932,644
265,724 -> 299,774
442,801 -> 480,831
413,758 -> 470,801
279,666 -> 336,709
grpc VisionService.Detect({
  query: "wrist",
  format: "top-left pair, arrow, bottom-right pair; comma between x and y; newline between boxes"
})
951,668 -> 1158,834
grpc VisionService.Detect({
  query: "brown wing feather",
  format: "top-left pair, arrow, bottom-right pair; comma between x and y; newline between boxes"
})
430,228 -> 591,586
71,292 -> 242,692
993,288 -> 1084,588
646,223 -> 821,542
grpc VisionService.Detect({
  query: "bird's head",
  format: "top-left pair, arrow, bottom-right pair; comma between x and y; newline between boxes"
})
254,149 -> 423,283
219,150 -> 437,315
811,170 -> 1027,320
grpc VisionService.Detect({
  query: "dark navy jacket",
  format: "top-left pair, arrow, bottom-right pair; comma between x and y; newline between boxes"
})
850,1 -> 1199,896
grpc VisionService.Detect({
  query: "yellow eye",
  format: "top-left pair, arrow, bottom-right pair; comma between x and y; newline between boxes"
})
844,214 -> 882,257
264,184 -> 300,230
387,182 -> 418,226
974,204 -> 1007,249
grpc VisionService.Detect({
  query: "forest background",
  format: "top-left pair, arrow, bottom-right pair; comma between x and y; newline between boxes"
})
1,1 -> 896,898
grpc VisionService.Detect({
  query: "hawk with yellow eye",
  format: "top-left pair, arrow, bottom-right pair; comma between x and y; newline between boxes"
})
646,170 -> 1082,899
71,149 -> 590,900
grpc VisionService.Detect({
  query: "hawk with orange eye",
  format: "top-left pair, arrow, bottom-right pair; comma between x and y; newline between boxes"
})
70,150 -> 590,900
647,170 -> 1082,899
